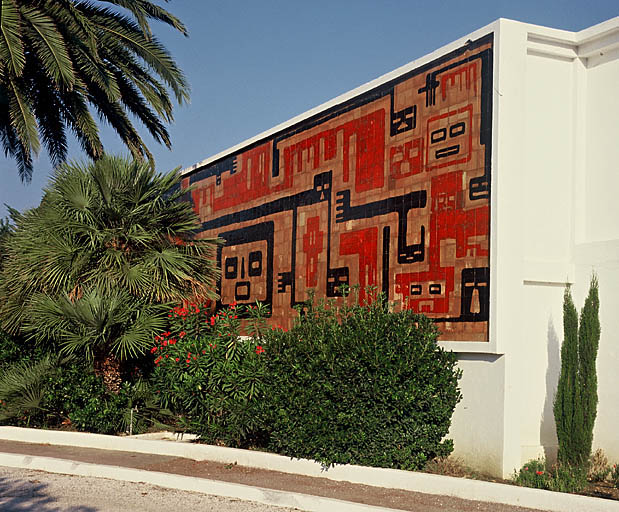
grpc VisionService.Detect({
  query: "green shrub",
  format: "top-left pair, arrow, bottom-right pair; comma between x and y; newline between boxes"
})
257,291 -> 462,470
514,459 -> 549,489
611,464 -> 619,489
515,458 -> 587,493
150,302 -> 268,447
0,351 -> 159,434
549,464 -> 588,493
0,330 -> 43,371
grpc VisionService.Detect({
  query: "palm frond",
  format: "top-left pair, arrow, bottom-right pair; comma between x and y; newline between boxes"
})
0,354 -> 59,421
1,0 -> 189,180
21,5 -> 75,88
0,0 -> 26,75
102,0 -> 188,38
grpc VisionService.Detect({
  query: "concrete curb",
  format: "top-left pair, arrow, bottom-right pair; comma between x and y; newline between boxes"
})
0,452 -> 392,512
1,427 -> 617,512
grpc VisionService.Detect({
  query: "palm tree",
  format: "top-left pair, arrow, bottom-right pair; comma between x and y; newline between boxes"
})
0,155 -> 220,390
0,0 -> 189,181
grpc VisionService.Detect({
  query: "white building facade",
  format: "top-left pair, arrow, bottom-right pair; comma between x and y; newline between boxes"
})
447,17 -> 619,477
182,17 -> 619,477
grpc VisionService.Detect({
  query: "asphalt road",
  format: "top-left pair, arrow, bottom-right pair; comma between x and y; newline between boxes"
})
0,466 -> 298,512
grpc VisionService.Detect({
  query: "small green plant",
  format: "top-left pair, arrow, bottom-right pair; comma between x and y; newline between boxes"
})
514,459 -> 550,489
611,464 -> 619,489
549,464 -> 588,493
514,459 -> 587,493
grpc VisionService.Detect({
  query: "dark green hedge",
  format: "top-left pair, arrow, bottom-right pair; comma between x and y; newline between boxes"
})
257,294 -> 462,470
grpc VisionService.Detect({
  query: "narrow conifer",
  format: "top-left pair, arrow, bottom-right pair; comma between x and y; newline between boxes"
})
578,275 -> 600,464
553,275 -> 601,467
554,285 -> 580,466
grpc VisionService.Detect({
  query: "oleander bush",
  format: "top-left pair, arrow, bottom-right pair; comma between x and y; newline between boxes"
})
256,290 -> 462,470
149,302 -> 269,447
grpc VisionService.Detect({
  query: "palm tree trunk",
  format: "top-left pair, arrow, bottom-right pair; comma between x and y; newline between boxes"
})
93,351 -> 122,394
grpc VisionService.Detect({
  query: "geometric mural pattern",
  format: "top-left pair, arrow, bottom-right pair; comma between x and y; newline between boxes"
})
182,35 -> 493,341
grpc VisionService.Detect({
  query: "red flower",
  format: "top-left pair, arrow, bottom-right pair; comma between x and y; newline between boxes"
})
175,358 -> 179,362
536,471 -> 544,475
179,331 -> 186,338
255,345 -> 265,355
162,340 -> 168,346
210,316 -> 216,326
150,347 -> 157,353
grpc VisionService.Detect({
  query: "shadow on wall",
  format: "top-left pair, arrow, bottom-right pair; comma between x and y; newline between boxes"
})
540,315 -> 561,464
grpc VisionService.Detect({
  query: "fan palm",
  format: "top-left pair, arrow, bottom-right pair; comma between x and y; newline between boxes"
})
0,0 -> 189,181
0,353 -> 60,422
0,154 -> 220,389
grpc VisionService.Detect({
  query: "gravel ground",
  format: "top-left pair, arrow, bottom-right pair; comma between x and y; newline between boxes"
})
0,466 -> 298,512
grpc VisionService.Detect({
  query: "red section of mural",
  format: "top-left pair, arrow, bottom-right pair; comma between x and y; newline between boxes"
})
213,144 -> 273,211
191,143 -> 276,217
339,227 -> 378,303
395,266 -> 454,314
390,137 -> 424,179
440,62 -> 478,100
395,170 -> 489,314
303,216 -> 324,288
283,109 -> 385,193
425,104 -> 473,172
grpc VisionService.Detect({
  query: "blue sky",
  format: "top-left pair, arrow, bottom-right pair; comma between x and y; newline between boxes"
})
1,0 -> 617,218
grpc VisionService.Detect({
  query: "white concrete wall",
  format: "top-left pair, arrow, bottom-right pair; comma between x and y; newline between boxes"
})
577,21 -> 619,462
448,16 -> 619,478
449,354 -> 506,477
499,18 -> 618,474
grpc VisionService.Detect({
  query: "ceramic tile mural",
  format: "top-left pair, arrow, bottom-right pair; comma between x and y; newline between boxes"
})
183,35 -> 493,341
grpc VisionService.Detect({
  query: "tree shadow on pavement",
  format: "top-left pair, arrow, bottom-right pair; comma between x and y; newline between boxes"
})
0,475 -> 97,512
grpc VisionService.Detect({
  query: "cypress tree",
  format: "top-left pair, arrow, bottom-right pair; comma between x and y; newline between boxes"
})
553,275 -> 601,467
578,275 -> 601,464
554,285 -> 580,466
